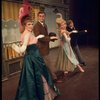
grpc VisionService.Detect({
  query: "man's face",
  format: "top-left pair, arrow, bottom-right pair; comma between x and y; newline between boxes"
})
38,13 -> 45,22
69,22 -> 74,28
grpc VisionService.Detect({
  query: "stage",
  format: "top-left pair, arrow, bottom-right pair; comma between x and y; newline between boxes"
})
2,46 -> 99,100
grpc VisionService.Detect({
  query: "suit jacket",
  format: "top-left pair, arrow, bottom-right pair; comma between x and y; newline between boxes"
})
67,27 -> 78,46
33,21 -> 50,56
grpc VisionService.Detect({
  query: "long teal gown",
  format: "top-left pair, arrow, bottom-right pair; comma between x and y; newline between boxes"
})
15,44 -> 60,100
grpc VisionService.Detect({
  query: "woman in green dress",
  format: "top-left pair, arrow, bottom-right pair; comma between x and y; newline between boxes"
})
12,14 -> 60,100
56,17 -> 84,75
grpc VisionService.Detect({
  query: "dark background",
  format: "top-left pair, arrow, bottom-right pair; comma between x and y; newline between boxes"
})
69,0 -> 99,47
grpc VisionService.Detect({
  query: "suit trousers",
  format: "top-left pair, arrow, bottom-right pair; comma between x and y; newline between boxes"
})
43,53 -> 57,80
72,45 -> 85,64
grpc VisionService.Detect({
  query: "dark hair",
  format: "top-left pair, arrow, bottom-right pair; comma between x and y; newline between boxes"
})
37,11 -> 46,16
21,15 -> 32,26
20,15 -> 32,33
67,20 -> 73,26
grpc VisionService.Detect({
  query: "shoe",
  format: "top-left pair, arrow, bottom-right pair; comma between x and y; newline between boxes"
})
80,62 -> 87,66
53,79 -> 63,83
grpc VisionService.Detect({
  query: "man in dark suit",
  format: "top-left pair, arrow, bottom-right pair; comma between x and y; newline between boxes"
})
67,20 -> 86,66
33,11 -> 63,83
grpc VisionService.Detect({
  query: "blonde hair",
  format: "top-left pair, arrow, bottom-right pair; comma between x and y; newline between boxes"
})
56,18 -> 66,27
56,17 -> 70,36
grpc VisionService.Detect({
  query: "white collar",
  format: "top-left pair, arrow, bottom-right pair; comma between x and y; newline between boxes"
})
39,21 -> 44,26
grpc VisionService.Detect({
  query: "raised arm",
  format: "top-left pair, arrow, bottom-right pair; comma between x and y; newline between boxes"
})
33,25 -> 50,42
61,30 -> 71,41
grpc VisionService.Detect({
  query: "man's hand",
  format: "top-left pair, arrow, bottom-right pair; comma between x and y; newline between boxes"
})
36,35 -> 45,39
50,36 -> 58,42
70,30 -> 78,34
84,30 -> 88,32
50,36 -> 58,40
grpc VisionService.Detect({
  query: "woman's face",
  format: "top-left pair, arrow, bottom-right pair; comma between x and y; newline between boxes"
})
60,22 -> 67,29
25,21 -> 33,32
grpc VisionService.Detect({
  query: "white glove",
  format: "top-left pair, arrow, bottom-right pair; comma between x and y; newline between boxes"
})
36,35 -> 45,39
12,43 -> 27,53
50,36 -> 58,40
84,30 -> 87,32
71,30 -> 78,33
12,44 -> 20,53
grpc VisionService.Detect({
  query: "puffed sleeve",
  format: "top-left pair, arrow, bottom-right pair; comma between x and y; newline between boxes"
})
12,33 -> 30,53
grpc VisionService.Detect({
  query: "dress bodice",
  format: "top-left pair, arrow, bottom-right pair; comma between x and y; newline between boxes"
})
20,32 -> 37,45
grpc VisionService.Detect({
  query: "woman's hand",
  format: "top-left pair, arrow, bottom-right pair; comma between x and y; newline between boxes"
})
61,30 -> 66,34
61,30 -> 70,36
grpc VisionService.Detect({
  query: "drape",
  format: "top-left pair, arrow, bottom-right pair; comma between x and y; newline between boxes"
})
2,1 -> 40,21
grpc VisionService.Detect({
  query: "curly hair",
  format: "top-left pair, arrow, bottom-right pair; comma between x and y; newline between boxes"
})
56,18 -> 66,27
